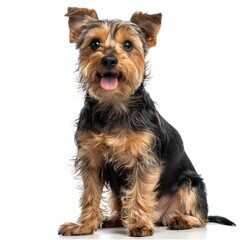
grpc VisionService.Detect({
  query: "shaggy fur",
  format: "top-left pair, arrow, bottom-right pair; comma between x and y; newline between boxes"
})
58,7 -> 235,237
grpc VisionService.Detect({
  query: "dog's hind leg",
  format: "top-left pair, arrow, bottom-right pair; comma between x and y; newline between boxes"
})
155,182 -> 208,229
168,214 -> 205,229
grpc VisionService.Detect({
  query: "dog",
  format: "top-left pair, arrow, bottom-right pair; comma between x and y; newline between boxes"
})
58,7 -> 235,237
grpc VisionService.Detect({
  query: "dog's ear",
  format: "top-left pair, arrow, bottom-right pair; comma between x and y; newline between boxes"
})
130,12 -> 162,48
65,7 -> 98,43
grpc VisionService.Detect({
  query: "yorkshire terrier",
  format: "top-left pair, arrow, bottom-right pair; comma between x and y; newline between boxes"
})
58,7 -> 235,237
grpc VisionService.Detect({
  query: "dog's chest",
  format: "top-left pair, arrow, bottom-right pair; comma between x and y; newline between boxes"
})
76,130 -> 153,167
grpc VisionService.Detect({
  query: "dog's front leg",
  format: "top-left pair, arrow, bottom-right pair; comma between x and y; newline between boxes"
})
122,158 -> 161,237
59,161 -> 104,236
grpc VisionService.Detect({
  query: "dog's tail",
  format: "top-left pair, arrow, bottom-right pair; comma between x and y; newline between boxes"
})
208,216 -> 236,226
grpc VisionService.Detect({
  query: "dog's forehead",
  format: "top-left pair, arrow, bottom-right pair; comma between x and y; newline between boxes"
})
89,19 -> 140,37
77,19 -> 144,48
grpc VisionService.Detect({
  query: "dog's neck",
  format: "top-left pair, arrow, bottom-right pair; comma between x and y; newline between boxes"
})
78,83 -> 148,134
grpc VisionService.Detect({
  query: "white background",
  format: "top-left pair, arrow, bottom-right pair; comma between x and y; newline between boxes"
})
0,0 -> 239,239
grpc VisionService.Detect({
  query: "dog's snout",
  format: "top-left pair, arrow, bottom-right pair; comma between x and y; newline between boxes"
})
101,56 -> 118,70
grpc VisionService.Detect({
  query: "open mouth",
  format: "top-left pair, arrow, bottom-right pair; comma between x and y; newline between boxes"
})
96,72 -> 122,91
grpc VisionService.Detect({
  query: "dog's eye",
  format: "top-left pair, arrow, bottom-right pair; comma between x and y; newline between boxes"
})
90,39 -> 100,50
123,40 -> 133,52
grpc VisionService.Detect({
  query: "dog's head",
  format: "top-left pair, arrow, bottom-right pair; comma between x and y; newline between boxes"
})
65,7 -> 162,103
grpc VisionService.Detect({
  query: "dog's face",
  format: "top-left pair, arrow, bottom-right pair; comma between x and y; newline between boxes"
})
65,8 -> 162,103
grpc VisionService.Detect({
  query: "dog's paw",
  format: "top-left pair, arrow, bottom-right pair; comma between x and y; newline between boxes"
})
168,216 -> 193,230
58,222 -> 94,236
129,226 -> 154,237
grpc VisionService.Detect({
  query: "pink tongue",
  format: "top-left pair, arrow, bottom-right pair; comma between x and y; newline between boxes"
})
100,77 -> 118,90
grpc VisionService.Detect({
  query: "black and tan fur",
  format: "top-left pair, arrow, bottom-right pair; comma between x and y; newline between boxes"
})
58,7 -> 235,237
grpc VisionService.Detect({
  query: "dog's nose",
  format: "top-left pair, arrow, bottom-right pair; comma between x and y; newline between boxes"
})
101,56 -> 118,70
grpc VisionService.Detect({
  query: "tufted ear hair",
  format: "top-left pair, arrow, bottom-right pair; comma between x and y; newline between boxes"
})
65,7 -> 98,43
130,12 -> 162,48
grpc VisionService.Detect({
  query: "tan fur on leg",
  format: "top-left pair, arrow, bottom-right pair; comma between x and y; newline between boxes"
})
59,153 -> 104,236
153,183 -> 206,229
122,157 -> 161,237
